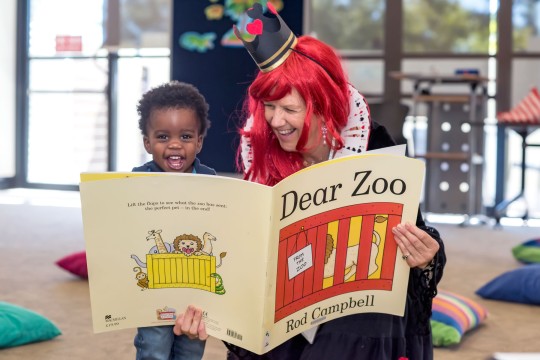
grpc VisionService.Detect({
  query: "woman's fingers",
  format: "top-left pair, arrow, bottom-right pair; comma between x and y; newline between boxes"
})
392,222 -> 439,268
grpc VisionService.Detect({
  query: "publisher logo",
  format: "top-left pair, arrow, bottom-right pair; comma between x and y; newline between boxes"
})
104,314 -> 126,328
156,306 -> 176,321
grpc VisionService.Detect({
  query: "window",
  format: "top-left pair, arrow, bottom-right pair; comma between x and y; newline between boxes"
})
27,0 -> 108,185
309,0 -> 386,96
26,0 -> 170,186
513,0 -> 540,52
403,0 -> 491,53
0,0 -> 17,180
310,0 -> 385,53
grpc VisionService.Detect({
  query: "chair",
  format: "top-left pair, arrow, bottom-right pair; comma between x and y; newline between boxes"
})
494,87 -> 540,224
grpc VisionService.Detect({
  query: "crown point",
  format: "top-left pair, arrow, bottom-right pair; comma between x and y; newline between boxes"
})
247,3 -> 263,17
267,2 -> 277,14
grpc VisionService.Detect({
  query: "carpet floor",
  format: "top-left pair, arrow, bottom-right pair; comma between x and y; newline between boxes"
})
1,189 -> 539,359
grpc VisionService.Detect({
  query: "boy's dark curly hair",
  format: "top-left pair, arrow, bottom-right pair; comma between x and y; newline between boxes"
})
137,80 -> 210,137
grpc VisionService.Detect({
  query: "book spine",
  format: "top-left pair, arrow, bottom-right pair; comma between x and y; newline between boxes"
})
260,194 -> 276,353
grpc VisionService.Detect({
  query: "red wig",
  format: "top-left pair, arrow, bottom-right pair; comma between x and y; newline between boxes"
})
237,36 -> 350,186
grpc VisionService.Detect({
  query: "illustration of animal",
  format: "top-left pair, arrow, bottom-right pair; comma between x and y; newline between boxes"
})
210,273 -> 226,295
146,229 -> 169,254
323,216 -> 386,280
133,267 -> 148,290
173,234 -> 204,256
200,232 -> 227,267
130,241 -> 174,268
201,232 -> 217,255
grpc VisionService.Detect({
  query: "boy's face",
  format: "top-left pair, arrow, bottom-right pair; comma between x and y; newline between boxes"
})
143,108 -> 203,173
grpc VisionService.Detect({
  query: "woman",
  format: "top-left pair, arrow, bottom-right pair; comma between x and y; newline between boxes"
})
175,4 -> 445,359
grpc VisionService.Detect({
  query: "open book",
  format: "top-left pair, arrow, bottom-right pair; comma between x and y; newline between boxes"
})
79,151 -> 425,355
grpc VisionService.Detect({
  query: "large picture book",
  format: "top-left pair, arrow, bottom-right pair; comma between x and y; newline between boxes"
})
79,151 -> 425,355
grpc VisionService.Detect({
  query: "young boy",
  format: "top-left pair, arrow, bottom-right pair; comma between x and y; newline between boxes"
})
133,81 -> 214,359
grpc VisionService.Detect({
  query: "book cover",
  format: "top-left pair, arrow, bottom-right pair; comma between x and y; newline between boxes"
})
79,152 -> 425,354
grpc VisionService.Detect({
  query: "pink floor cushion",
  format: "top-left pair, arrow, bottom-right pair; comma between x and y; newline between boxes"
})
0,301 -> 61,348
431,290 -> 488,347
55,250 -> 88,278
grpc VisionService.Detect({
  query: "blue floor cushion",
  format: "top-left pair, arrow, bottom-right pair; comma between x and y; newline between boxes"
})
476,264 -> 540,305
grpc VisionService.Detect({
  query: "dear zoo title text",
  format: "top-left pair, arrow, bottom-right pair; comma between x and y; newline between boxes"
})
280,170 -> 408,220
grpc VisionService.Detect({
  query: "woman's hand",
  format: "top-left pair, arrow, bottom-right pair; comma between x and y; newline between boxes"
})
392,222 -> 439,269
173,305 -> 208,340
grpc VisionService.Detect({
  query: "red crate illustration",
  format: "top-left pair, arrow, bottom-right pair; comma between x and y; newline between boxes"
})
275,202 -> 402,322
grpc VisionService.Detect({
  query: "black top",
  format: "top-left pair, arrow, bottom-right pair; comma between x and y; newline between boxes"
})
226,121 -> 446,360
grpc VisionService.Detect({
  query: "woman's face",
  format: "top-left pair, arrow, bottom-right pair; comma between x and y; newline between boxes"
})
263,88 -> 321,153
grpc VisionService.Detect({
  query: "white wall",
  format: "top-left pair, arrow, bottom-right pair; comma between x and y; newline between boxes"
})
0,0 -> 16,178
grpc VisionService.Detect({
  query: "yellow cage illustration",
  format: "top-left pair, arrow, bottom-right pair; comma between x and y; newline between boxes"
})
146,254 -> 216,292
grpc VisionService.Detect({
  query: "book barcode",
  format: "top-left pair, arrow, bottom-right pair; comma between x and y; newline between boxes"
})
227,328 -> 243,340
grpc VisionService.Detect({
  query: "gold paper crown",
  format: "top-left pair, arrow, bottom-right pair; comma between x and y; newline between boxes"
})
233,2 -> 297,72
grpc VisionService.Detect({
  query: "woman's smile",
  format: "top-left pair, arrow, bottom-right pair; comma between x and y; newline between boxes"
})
276,128 -> 296,137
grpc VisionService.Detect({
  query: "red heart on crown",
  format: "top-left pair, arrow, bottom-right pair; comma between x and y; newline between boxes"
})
247,19 -> 263,35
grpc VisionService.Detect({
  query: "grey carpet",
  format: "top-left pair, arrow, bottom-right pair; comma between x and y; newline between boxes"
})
1,189 -> 539,359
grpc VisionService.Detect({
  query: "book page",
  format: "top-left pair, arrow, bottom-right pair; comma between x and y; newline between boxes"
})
262,154 -> 425,352
80,173 -> 272,352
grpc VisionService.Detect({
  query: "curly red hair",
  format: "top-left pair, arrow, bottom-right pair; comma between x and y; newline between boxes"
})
237,36 -> 350,186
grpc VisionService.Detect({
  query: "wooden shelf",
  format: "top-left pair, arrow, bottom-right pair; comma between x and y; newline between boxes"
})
415,152 -> 469,160
414,95 -> 471,103
389,71 -> 489,83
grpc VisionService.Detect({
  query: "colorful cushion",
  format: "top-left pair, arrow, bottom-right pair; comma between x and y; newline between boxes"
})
476,264 -> 540,305
430,320 -> 461,347
0,301 -> 61,348
56,250 -> 88,278
512,239 -> 540,264
431,290 -> 487,346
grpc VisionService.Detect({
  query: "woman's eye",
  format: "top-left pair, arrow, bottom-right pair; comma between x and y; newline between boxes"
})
264,103 -> 275,109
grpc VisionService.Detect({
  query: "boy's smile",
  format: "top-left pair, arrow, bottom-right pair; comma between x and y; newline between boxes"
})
143,108 -> 203,173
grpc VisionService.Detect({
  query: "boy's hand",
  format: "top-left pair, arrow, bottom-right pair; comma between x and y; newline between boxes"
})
173,305 -> 208,340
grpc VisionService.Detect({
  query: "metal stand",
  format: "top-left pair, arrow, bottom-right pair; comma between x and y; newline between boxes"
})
391,72 -> 488,225
494,125 -> 540,225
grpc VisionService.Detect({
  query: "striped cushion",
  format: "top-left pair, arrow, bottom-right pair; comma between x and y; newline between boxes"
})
431,290 -> 488,337
430,319 -> 461,347
497,87 -> 540,124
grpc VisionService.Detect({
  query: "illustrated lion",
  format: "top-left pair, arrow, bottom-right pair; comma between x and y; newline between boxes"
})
173,234 -> 203,256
